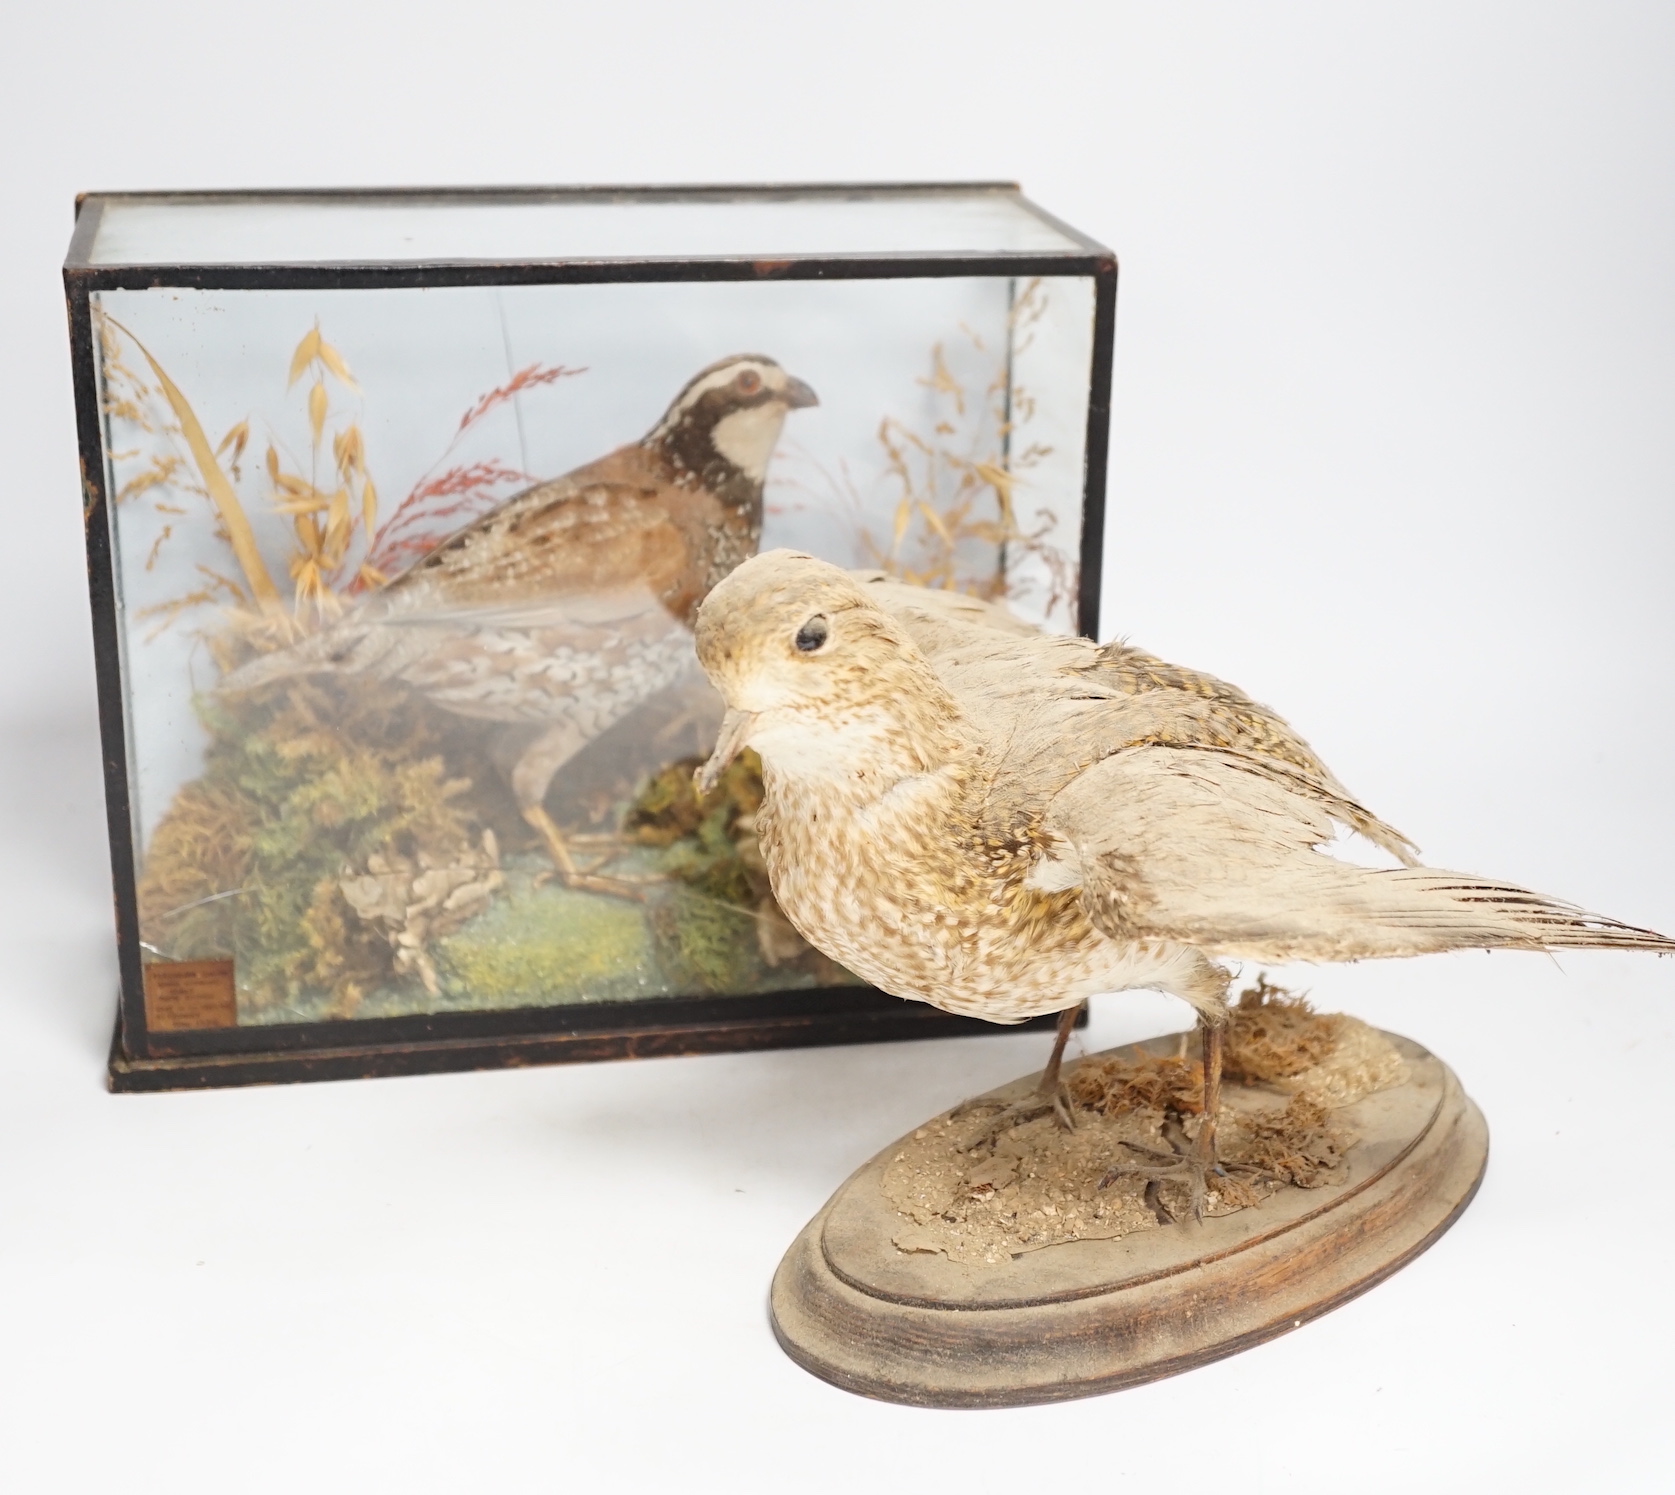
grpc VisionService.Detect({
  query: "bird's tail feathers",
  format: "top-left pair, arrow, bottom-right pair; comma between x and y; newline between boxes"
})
1339,868 -> 1674,957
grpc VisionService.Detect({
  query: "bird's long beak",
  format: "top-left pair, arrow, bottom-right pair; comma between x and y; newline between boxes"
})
695,708 -> 759,796
781,376 -> 819,410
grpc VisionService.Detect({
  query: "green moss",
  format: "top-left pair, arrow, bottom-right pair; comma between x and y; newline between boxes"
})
624,751 -> 769,992
140,676 -> 855,1020
138,675 -> 489,1019
434,879 -> 658,1006
651,888 -> 763,992
623,749 -> 763,847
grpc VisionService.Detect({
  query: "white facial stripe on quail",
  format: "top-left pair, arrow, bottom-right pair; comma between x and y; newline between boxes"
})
672,361 -> 781,414
710,404 -> 790,481
676,369 -> 739,409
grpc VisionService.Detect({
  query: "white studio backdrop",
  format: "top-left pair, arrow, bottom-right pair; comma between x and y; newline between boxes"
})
2,4 -> 1672,1493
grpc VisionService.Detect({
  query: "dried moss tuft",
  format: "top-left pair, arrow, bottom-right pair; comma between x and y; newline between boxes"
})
1231,1095 -> 1349,1188
630,750 -> 775,992
1067,1051 -> 1206,1118
648,891 -> 761,993
624,749 -> 764,848
1224,975 -> 1346,1083
137,675 -> 495,1018
1064,979 -> 1351,1121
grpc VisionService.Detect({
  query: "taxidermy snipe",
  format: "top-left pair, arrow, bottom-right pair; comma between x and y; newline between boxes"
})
223,355 -> 817,894
694,550 -> 1675,1213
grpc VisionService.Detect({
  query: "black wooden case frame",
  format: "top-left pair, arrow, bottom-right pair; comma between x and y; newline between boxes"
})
63,182 -> 1115,1091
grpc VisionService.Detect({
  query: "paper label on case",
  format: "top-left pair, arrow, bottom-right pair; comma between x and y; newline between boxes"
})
143,959 -> 237,1030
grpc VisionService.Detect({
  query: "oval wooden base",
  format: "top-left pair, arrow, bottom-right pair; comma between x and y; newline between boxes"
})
771,1030 -> 1487,1408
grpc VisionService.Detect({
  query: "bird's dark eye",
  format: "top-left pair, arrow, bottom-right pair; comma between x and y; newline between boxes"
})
794,616 -> 829,653
735,368 -> 763,395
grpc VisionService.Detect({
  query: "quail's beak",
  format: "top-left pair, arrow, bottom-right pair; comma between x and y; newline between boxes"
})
695,708 -> 759,796
780,376 -> 819,410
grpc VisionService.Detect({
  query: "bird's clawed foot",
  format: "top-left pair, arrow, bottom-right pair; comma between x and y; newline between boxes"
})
1097,1117 -> 1273,1223
523,806 -> 649,902
952,1079 -> 1077,1152
952,1003 -> 1084,1151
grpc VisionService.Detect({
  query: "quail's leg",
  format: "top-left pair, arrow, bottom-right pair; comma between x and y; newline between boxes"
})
1097,1015 -> 1269,1220
522,804 -> 649,902
511,724 -> 649,901
954,1003 -> 1084,1149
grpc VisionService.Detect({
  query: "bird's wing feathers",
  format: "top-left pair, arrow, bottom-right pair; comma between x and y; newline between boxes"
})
390,457 -> 690,612
1042,746 -> 1674,960
908,621 -> 1420,865
1066,640 -> 1420,863
220,462 -> 694,693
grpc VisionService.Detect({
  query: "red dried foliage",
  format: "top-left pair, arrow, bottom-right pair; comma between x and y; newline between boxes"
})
356,460 -> 532,587
350,362 -> 582,591
455,363 -> 583,437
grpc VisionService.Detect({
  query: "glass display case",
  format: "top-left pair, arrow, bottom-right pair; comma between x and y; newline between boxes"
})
63,182 -> 1115,1089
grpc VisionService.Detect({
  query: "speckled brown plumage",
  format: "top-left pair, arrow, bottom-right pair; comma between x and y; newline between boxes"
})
223,356 -> 816,883
694,550 -> 1675,1031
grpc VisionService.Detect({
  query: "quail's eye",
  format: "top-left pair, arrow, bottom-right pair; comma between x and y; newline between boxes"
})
735,368 -> 763,395
794,616 -> 829,653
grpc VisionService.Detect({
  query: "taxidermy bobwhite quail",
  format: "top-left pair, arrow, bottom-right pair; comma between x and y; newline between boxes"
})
223,355 -> 818,893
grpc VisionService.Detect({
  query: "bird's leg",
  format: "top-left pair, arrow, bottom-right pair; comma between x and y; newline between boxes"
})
523,804 -> 648,903
1197,1017 -> 1224,1174
511,723 -> 648,901
526,803 -> 581,877
1097,1013 -> 1272,1220
1039,1001 -> 1082,1128
954,1003 -> 1084,1149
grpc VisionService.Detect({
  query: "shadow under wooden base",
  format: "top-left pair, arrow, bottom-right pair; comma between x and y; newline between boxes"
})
771,1029 -> 1488,1408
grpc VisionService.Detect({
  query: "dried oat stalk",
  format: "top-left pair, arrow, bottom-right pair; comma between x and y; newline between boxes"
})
777,279 -> 1078,624
96,311 -> 582,641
